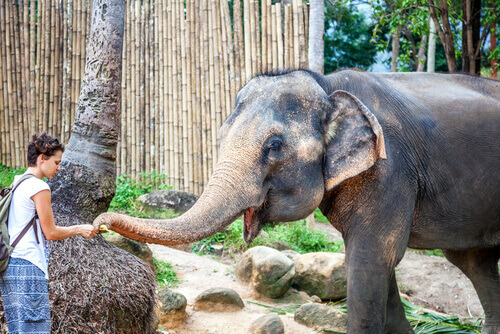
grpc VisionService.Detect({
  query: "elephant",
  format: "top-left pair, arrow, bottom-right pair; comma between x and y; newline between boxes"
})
94,69 -> 500,334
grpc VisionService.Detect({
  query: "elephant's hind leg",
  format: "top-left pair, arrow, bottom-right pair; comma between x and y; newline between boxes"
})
384,271 -> 414,334
443,246 -> 500,334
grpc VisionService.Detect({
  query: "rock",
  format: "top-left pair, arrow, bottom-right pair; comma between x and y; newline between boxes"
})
194,287 -> 245,312
157,289 -> 188,328
292,252 -> 347,300
104,233 -> 156,273
294,303 -> 347,332
280,250 -> 300,261
235,246 -> 296,299
272,240 -> 293,251
136,190 -> 198,214
248,314 -> 284,334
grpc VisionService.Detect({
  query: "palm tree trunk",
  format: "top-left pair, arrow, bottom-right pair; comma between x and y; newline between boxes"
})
391,26 -> 402,72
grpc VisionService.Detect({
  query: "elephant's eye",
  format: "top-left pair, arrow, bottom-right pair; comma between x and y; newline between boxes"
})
268,140 -> 282,151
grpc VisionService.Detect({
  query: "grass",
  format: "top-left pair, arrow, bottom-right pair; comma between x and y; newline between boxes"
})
191,218 -> 344,257
153,258 -> 180,288
0,164 -> 25,187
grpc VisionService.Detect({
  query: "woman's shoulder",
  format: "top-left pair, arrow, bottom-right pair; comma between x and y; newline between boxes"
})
14,174 -> 50,193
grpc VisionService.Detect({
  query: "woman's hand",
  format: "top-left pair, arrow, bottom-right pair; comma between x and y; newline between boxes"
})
78,225 -> 98,239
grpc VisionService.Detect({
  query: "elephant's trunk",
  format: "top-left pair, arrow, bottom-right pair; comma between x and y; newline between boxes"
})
94,156 -> 258,245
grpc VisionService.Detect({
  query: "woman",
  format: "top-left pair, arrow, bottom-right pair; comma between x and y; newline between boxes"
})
0,133 -> 96,333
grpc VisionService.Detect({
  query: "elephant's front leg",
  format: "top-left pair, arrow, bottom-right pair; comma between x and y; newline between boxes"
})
345,234 -> 411,334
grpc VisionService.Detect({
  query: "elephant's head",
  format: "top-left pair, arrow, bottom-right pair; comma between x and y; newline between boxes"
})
94,70 -> 386,245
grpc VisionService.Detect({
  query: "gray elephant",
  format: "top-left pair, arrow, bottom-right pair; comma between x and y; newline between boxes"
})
95,69 -> 500,334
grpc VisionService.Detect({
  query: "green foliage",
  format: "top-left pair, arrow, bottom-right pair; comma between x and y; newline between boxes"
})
314,207 -> 330,223
153,258 -> 180,288
192,218 -> 344,257
0,165 -> 26,188
324,1 -> 378,72
401,298 -> 482,333
108,171 -> 174,217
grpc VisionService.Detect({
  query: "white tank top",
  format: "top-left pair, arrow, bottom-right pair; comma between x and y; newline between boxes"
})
8,174 -> 50,279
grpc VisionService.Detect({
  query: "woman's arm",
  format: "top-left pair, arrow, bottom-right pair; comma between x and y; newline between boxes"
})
32,190 -> 97,240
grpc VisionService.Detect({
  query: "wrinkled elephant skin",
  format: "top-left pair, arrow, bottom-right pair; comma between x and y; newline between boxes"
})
94,70 -> 500,334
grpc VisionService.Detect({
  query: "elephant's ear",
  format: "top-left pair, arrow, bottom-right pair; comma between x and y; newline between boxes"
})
324,90 -> 387,191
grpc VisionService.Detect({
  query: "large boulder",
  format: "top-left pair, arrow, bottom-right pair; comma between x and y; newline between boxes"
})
248,314 -> 285,334
294,303 -> 347,332
157,289 -> 188,328
193,287 -> 245,312
104,233 -> 156,274
235,246 -> 295,299
136,190 -> 198,214
292,252 -> 347,300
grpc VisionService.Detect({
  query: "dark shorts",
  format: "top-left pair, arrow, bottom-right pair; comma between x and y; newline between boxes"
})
0,257 -> 51,334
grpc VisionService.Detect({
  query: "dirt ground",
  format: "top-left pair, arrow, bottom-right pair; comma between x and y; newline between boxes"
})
150,222 -> 483,334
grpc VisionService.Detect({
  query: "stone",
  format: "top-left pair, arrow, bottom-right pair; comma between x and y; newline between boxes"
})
136,190 -> 198,214
235,246 -> 296,299
280,250 -> 300,261
194,287 -> 245,312
104,233 -> 156,274
157,289 -> 188,328
248,314 -> 284,334
292,252 -> 347,300
272,240 -> 294,251
294,303 -> 347,332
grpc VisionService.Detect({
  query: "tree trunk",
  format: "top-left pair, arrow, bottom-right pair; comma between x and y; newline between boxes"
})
416,34 -> 428,72
391,25 -> 402,72
427,17 -> 437,72
44,1 -> 157,332
428,0 -> 458,72
462,0 -> 481,74
308,0 -> 324,74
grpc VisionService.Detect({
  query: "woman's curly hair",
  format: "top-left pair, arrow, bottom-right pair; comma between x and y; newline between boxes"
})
27,132 -> 65,166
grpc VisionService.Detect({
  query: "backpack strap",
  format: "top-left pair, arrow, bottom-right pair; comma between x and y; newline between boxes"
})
9,174 -> 40,248
10,214 -> 39,248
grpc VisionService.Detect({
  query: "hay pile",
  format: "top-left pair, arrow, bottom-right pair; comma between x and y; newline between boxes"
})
48,213 -> 157,333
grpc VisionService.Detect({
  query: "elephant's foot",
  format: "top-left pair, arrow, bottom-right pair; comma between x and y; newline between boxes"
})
384,323 -> 414,334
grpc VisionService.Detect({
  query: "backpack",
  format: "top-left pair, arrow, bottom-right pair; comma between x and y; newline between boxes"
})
0,173 -> 37,272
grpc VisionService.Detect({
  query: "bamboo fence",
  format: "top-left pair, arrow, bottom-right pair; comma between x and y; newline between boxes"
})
0,0 -> 309,195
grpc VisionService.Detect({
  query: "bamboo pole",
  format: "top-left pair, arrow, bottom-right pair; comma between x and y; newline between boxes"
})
71,0 -> 81,127
208,0 -> 216,173
174,0 -> 181,189
6,0 -> 21,167
284,4 -> 290,69
211,0 -> 222,160
201,0 -> 210,185
249,0 -> 257,76
266,0 -> 272,71
29,0 -> 37,136
160,0 -> 167,179
253,0 -> 261,74
261,0 -> 268,74
139,1 -> 146,176
145,1 -> 151,173
221,0 -> 235,116
49,0 -> 56,135
0,0 -> 7,165
187,0 -> 195,192
167,0 -> 175,186
271,5 -> 277,68
276,3 -> 284,69
293,0 -> 300,69
130,0 -> 138,179
243,0 -> 251,82
21,0 -> 30,144
233,0 -> 243,90
180,0 -> 189,190
10,0 -> 25,164
195,0 -> 205,192
298,0 -> 307,68
153,0 -> 161,175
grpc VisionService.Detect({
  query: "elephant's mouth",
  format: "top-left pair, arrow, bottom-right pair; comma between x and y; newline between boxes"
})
243,207 -> 265,244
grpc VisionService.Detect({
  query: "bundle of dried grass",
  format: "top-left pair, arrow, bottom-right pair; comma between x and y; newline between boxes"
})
49,217 -> 156,333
